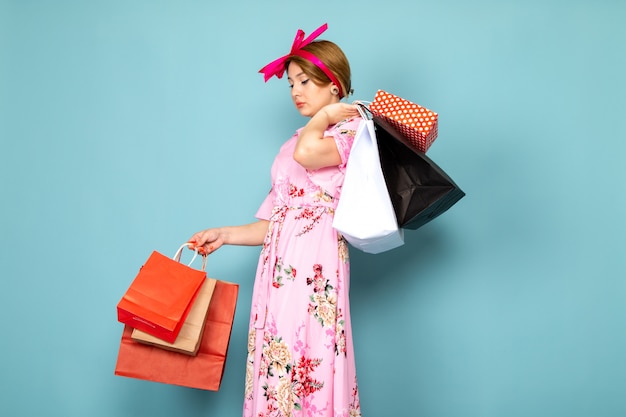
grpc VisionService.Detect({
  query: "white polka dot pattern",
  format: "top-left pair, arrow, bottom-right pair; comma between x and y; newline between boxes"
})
369,90 -> 439,153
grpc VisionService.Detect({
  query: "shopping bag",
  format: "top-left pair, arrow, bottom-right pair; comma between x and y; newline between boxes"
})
369,89 -> 439,153
117,243 -> 206,344
333,105 -> 404,253
114,279 -> 239,391
373,114 -> 465,230
131,277 -> 217,356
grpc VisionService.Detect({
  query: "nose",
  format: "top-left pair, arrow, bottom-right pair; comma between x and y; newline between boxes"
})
291,83 -> 301,98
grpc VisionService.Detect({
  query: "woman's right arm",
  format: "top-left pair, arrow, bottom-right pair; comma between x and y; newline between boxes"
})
188,220 -> 269,255
294,103 -> 359,170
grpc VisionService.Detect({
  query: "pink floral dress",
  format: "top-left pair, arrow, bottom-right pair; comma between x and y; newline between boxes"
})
243,117 -> 362,417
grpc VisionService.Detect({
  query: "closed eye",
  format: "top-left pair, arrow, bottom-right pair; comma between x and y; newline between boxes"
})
289,78 -> 310,89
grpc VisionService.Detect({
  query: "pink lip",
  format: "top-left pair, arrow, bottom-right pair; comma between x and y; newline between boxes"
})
296,102 -> 305,108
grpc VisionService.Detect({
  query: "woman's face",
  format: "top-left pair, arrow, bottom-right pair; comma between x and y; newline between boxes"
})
287,62 -> 339,117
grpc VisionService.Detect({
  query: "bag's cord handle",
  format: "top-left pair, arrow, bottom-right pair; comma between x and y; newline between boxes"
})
352,100 -> 372,120
173,243 -> 207,271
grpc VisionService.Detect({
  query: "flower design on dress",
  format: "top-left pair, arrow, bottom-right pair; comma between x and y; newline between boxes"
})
335,309 -> 347,356
261,384 -> 280,415
272,257 -> 296,288
335,117 -> 357,131
262,335 -> 292,378
313,292 -> 336,327
260,207 -> 287,268
289,184 -> 305,198
276,378 -> 294,416
333,119 -> 358,162
248,328 -> 257,354
349,381 -> 362,417
245,358 -> 255,400
292,355 -> 324,407
337,234 -> 349,263
260,354 -> 324,417
334,381 -> 362,417
306,264 -> 337,328
245,328 -> 257,399
273,175 -> 292,206
312,188 -> 334,203
294,206 -> 330,236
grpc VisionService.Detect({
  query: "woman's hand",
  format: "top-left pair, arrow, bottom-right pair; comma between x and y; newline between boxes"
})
188,228 -> 224,256
318,103 -> 359,125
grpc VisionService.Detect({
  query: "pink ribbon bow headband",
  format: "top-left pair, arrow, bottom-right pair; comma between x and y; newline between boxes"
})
258,23 -> 344,98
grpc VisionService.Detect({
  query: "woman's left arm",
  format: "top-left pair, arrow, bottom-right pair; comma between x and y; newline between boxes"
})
294,103 -> 359,170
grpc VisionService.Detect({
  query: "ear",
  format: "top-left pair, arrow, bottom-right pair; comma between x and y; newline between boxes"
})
330,85 -> 340,95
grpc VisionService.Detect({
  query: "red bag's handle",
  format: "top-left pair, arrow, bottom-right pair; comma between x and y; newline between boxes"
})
173,243 -> 207,271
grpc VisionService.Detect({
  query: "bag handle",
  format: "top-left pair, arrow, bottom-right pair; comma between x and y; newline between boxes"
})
352,100 -> 372,120
173,243 -> 207,271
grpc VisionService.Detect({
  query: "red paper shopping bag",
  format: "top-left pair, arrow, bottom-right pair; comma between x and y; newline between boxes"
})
117,245 -> 206,343
369,89 -> 439,153
115,279 -> 239,391
131,278 -> 217,356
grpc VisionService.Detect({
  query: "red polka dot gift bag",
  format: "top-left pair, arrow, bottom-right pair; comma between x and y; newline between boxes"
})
369,90 -> 438,153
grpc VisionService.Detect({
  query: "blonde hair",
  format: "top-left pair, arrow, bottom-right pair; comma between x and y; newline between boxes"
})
285,40 -> 352,98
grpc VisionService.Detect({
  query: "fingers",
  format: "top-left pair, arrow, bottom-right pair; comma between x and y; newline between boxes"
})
189,241 -> 212,256
198,238 -> 223,256
324,103 -> 359,124
188,229 -> 222,256
340,103 -> 358,116
189,229 -> 215,246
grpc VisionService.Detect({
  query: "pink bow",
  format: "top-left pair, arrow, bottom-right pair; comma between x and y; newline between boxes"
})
259,23 -> 329,82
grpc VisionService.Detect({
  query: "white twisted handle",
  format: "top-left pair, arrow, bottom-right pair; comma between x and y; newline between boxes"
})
173,242 -> 207,271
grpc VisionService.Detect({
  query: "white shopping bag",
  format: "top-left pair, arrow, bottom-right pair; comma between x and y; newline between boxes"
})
333,111 -> 404,254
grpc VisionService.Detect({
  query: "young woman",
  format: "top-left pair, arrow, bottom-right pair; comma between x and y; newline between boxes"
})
189,24 -> 362,417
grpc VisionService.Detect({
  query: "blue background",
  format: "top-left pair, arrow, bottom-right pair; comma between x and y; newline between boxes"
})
2,1 -> 625,416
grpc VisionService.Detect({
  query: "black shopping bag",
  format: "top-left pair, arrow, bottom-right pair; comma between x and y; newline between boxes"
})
373,115 -> 465,230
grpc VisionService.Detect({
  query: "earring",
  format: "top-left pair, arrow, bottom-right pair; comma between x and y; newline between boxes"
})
331,86 -> 339,95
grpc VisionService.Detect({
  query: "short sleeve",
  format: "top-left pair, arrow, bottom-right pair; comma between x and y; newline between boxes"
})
255,187 -> 275,220
325,116 -> 362,169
